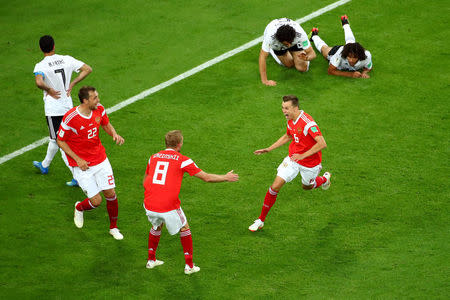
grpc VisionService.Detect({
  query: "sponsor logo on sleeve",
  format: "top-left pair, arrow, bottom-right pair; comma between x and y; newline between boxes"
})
311,127 -> 319,133
302,40 -> 309,47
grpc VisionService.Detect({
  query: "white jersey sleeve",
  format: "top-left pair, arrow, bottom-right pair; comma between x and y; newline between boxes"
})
33,54 -> 86,116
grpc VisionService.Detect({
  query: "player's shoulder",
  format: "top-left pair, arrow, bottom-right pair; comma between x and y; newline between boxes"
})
62,107 -> 79,123
299,111 -> 316,125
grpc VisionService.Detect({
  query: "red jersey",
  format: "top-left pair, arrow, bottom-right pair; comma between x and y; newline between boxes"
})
286,110 -> 322,168
143,149 -> 202,213
57,104 -> 109,167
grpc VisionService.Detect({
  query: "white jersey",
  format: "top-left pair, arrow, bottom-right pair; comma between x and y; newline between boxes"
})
33,54 -> 85,116
262,18 -> 311,52
329,47 -> 372,71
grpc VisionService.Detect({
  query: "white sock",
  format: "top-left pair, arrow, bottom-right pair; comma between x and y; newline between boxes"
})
269,48 -> 284,66
42,139 -> 59,168
311,35 -> 327,53
343,24 -> 356,44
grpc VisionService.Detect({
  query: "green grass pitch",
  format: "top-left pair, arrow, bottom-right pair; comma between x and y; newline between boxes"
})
0,0 -> 449,298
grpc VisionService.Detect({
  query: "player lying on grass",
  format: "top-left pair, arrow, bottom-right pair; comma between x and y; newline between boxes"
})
259,18 -> 316,86
309,15 -> 372,78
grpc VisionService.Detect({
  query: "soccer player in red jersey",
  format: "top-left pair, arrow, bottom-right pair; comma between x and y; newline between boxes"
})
249,95 -> 331,232
57,86 -> 125,240
143,130 -> 239,274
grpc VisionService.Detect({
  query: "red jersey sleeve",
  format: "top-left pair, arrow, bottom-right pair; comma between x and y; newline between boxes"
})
180,156 -> 202,176
145,158 -> 151,175
57,118 -> 73,141
307,123 -> 322,138
99,105 -> 109,126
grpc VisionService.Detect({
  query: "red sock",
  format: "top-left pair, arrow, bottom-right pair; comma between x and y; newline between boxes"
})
106,195 -> 118,229
76,198 -> 96,211
314,176 -> 326,188
180,229 -> 193,268
258,187 -> 278,222
148,228 -> 161,261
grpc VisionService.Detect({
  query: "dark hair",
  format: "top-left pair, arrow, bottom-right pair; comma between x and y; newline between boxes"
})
275,25 -> 296,44
165,130 -> 183,148
78,86 -> 96,103
341,42 -> 367,61
39,35 -> 54,53
282,95 -> 299,107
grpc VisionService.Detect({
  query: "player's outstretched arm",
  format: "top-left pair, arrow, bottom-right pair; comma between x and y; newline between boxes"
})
101,123 -> 124,145
194,170 -> 239,183
259,49 -> 277,86
328,64 -> 361,78
66,64 -> 92,96
35,74 -> 61,99
56,139 -> 89,170
254,133 -> 290,155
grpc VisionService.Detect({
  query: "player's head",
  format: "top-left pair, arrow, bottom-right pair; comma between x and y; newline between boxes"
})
282,95 -> 300,120
39,35 -> 55,53
341,42 -> 367,66
165,130 -> 183,150
275,25 -> 296,46
78,86 -> 99,110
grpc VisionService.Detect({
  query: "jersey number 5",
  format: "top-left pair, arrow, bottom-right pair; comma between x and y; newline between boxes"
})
153,161 -> 169,185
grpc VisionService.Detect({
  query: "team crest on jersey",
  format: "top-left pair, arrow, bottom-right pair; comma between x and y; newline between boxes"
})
95,117 -> 101,124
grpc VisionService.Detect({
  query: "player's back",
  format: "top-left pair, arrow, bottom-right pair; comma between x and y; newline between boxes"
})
144,150 -> 200,213
34,54 -> 84,115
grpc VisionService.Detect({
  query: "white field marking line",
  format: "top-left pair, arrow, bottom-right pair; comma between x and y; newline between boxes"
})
0,0 -> 351,166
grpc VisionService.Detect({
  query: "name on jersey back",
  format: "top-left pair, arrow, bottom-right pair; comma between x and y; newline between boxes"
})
48,59 -> 65,67
153,153 -> 179,161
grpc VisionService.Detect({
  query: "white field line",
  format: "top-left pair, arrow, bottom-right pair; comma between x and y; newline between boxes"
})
0,0 -> 351,166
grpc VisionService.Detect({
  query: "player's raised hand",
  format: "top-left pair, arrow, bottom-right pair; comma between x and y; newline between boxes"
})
263,79 -> 277,86
254,148 -> 269,155
113,133 -> 125,145
225,170 -> 239,182
48,88 -> 61,99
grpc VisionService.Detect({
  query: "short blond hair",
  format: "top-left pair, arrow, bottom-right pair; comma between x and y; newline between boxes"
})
165,130 -> 183,148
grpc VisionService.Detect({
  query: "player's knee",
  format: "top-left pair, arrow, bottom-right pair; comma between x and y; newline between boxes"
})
90,194 -> 103,206
295,64 -> 308,72
180,223 -> 190,231
103,189 -> 116,199
302,184 -> 313,190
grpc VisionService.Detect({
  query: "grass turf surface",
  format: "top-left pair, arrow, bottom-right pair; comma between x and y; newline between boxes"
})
0,0 -> 449,298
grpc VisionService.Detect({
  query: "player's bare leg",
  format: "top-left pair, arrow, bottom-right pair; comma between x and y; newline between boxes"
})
277,52 -> 295,68
249,176 -> 286,232
292,51 -> 310,72
147,224 -> 164,269
309,28 -> 331,60
103,188 -> 123,240
180,223 -> 199,274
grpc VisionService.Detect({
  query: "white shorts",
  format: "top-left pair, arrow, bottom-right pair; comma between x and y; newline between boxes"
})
277,156 -> 322,186
73,158 -> 115,198
144,206 -> 187,235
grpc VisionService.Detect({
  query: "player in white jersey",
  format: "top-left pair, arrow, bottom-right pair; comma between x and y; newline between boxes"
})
32,35 -> 92,186
309,15 -> 372,78
259,18 -> 316,86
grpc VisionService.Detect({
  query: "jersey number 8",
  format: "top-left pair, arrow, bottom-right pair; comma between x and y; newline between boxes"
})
153,161 -> 169,185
